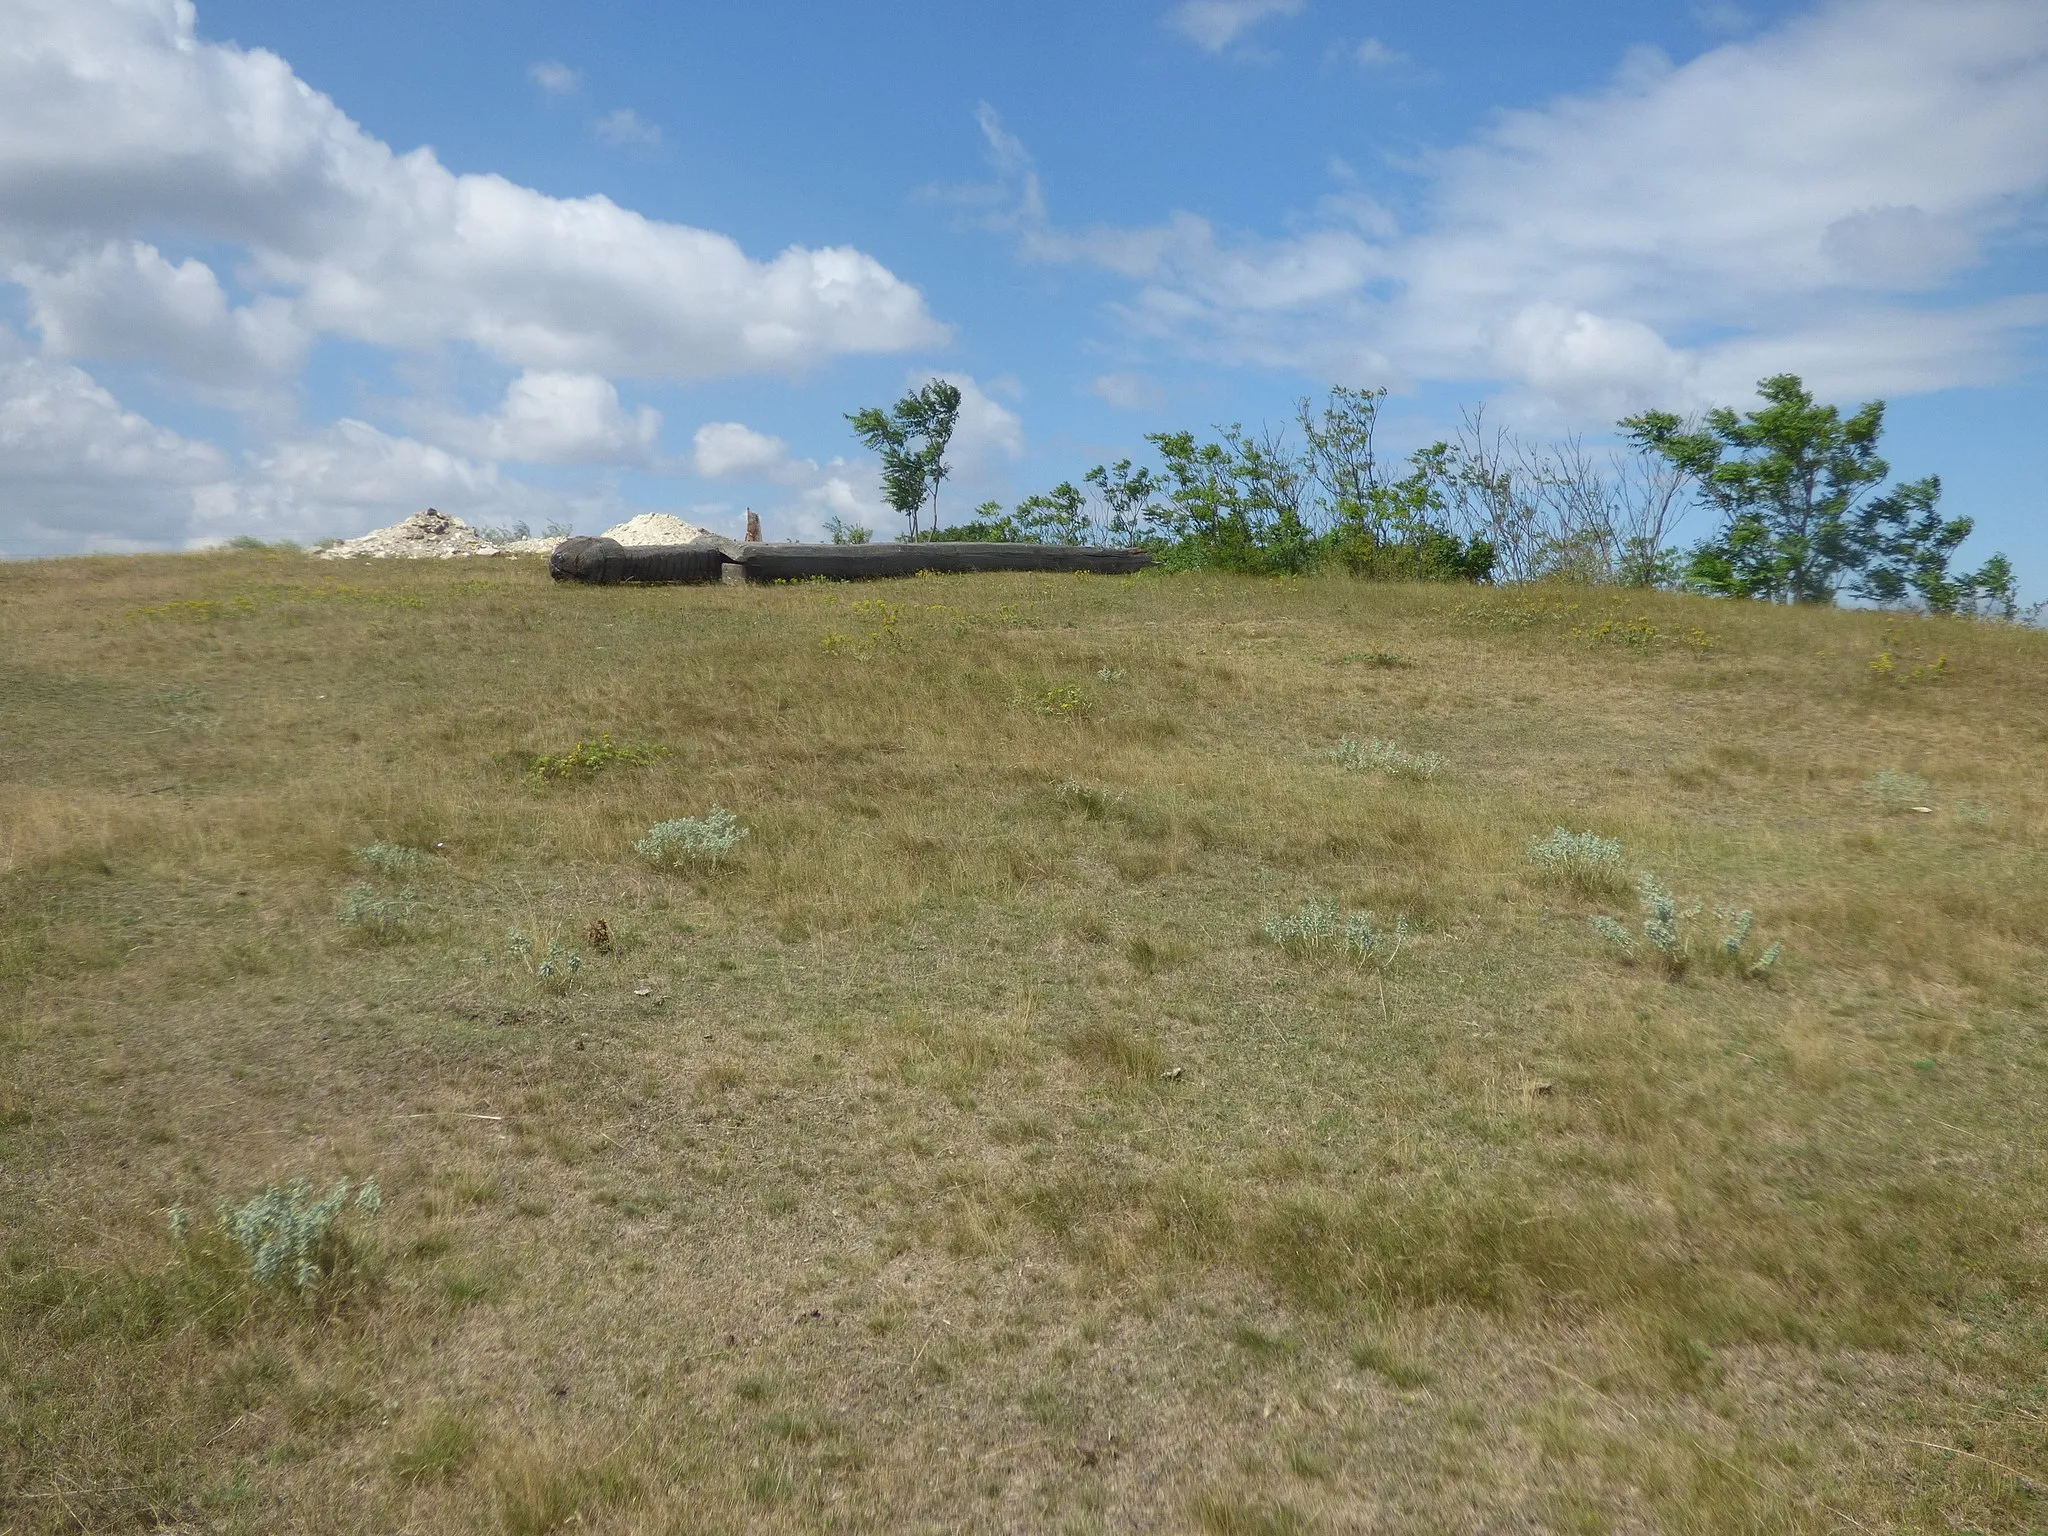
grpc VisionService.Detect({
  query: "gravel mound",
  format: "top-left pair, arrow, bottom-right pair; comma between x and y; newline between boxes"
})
602,513 -> 715,546
318,508 -> 500,560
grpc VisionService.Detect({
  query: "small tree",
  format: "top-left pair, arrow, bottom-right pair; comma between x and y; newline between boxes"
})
1010,482 -> 1091,545
846,380 -> 962,541
1083,459 -> 1163,547
1622,373 -> 2011,610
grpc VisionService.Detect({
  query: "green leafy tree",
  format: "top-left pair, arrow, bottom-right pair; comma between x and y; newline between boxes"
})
1298,388 -> 1496,582
1011,482 -> 1092,545
1144,424 -> 1316,573
1851,477 -> 2018,616
1623,374 -> 2011,610
846,380 -> 963,540
1083,459 -> 1163,547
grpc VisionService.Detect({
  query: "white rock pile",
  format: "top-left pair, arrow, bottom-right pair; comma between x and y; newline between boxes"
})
317,507 -> 734,560
318,508 -> 500,560
602,513 -> 716,546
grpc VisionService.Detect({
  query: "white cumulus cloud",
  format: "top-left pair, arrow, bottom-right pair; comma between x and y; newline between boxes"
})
418,371 -> 663,466
694,421 -> 798,480
14,241 -> 308,392
0,0 -> 947,386
0,327 -> 228,556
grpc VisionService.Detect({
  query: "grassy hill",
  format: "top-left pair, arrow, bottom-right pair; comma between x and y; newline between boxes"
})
4,550 -> 2045,1533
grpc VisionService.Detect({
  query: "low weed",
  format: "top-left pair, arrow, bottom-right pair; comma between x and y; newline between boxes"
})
355,842 -> 432,877
1327,736 -> 1446,781
526,733 -> 664,787
172,1177 -> 382,1299
1263,899 -> 1410,964
1868,623 -> 1949,682
1866,769 -> 1933,812
1031,684 -> 1091,718
1592,873 -> 1782,979
820,597 -> 904,657
338,883 -> 419,939
1055,779 -> 1122,818
506,930 -> 582,990
1526,828 -> 1627,894
634,809 -> 749,868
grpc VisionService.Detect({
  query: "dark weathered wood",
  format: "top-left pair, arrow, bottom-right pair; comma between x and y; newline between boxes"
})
550,537 -> 726,585
731,543 -> 1153,582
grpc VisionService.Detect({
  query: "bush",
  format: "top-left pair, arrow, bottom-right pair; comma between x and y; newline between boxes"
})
634,809 -> 749,868
527,733 -> 665,787
173,1177 -> 382,1295
1526,828 -> 1626,893
339,882 -> 418,938
356,842 -> 431,876
1593,873 -> 1781,978
505,930 -> 582,990
1866,769 -> 1933,812
1327,736 -> 1446,781
1264,899 -> 1409,964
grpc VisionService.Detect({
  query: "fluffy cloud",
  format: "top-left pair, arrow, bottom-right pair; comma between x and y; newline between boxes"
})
188,420 -> 578,547
0,0 -> 947,386
418,371 -> 663,466
694,422 -> 798,480
14,240 -> 308,392
0,0 -> 957,555
1163,0 -> 1304,54
0,319 -> 612,553
0,327 -> 227,556
991,0 -> 2048,419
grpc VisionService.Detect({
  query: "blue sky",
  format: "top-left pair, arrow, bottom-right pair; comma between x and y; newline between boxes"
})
2,0 -> 2044,599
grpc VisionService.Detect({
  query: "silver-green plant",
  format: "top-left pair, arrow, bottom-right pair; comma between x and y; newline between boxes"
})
1264,898 -> 1409,963
506,930 -> 582,989
339,882 -> 418,937
356,842 -> 431,876
1327,736 -> 1446,781
173,1177 -> 382,1293
1593,874 -> 1781,978
1526,828 -> 1625,890
1866,769 -> 1932,812
634,809 -> 749,868
1056,779 -> 1122,818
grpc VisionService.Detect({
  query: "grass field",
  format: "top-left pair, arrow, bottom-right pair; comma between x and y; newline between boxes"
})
3,549 -> 2046,1533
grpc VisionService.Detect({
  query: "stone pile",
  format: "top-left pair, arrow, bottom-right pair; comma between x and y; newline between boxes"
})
317,508 -> 500,560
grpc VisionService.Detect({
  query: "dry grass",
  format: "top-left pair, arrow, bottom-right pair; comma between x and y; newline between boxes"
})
3,549 -> 2046,1532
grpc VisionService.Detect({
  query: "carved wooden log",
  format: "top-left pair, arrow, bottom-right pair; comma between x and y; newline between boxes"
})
731,543 -> 1153,582
549,536 -> 727,585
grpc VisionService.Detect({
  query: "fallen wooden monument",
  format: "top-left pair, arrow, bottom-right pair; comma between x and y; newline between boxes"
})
550,537 -> 1152,585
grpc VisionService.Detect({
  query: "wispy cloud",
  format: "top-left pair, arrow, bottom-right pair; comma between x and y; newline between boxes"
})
1352,37 -> 1406,69
975,0 -> 2048,422
1163,0 -> 1304,54
592,108 -> 661,148
528,60 -> 581,98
